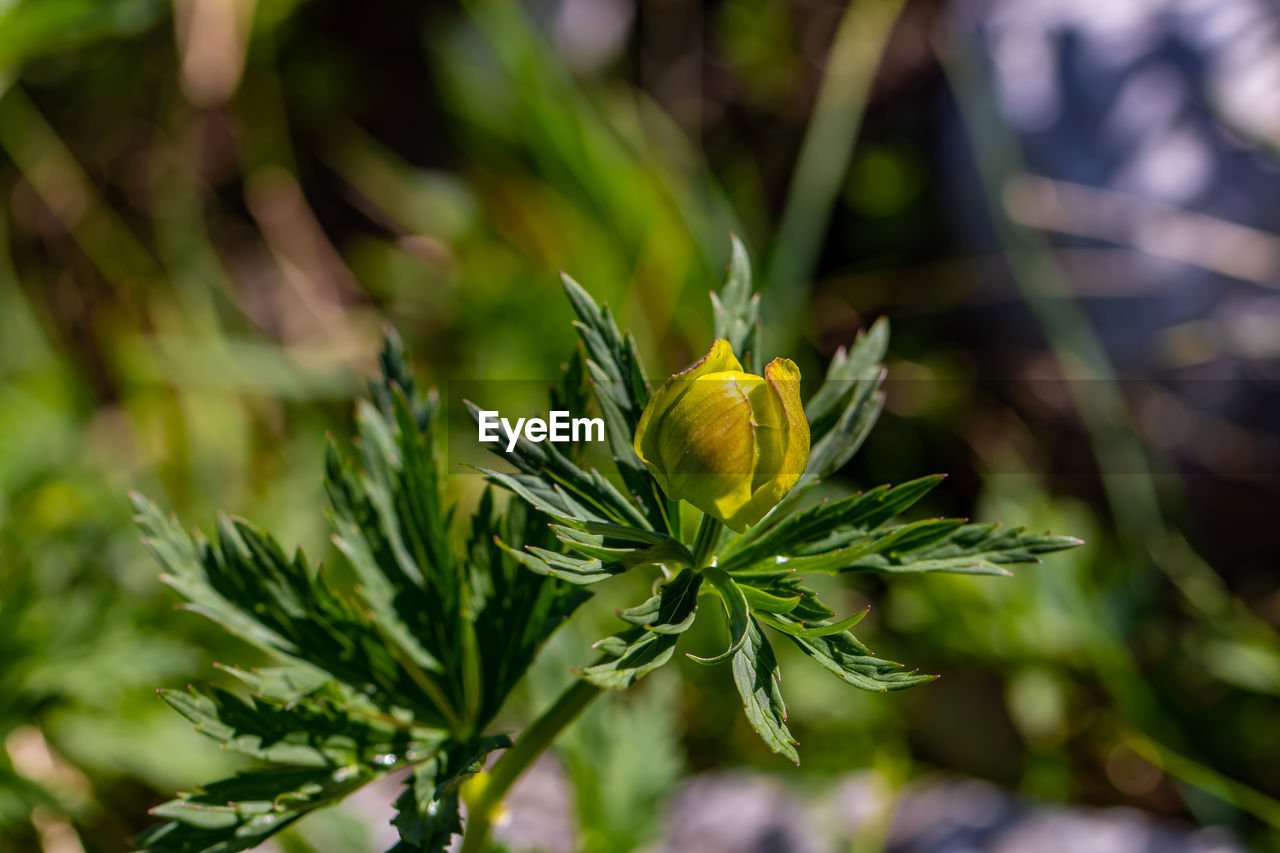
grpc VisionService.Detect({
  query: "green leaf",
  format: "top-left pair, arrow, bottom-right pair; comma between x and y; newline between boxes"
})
159,686 -> 439,769
721,475 -> 945,570
804,317 -> 889,443
135,764 -> 376,853
780,625 -> 937,693
553,525 -> 694,570
136,332 -> 592,852
736,518 -> 968,575
824,522 -> 1082,576
369,327 -> 437,432
711,235 -> 762,375
731,618 -> 798,763
465,400 -> 650,529
391,735 -> 511,852
579,570 -> 703,689
497,523 -> 694,586
498,538 -> 626,586
754,606 -> 869,639
736,574 -> 834,623
577,627 -> 680,690
134,495 -> 453,726
737,583 -> 802,615
467,496 -> 590,724
391,763 -> 460,853
216,665 -> 332,706
473,466 -> 611,525
559,273 -> 672,532
687,569 -> 750,665
618,568 -> 703,634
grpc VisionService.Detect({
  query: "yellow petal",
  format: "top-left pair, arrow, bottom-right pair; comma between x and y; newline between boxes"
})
723,358 -> 809,531
634,339 -> 742,483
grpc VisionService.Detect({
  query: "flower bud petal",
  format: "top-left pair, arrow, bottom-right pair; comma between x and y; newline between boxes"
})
724,357 -> 808,530
634,341 -> 810,533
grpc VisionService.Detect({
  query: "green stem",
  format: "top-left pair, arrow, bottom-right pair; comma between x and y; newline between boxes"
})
691,513 -> 724,569
460,511 -> 722,852
459,678 -> 601,853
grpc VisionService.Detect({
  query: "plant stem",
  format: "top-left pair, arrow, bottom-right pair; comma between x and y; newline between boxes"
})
691,513 -> 724,569
459,678 -> 602,853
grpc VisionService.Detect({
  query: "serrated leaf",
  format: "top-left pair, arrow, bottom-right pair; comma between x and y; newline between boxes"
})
824,522 -> 1081,576
731,618 -> 798,763
754,606 -> 869,639
804,318 -> 889,442
134,495 -> 453,726
392,735 -> 511,852
711,235 -> 762,374
721,475 -> 945,570
558,273 -> 672,532
578,627 -> 680,690
580,571 -> 703,688
618,568 -> 703,634
136,764 -> 376,853
464,400 -> 648,529
780,625 -> 937,693
473,467 -> 610,525
216,665 -> 332,705
736,574 -> 834,623
136,331 -> 593,852
159,686 -> 438,769
467,496 -> 590,724
736,518 -> 967,575
553,525 -> 694,570
497,539 -> 623,586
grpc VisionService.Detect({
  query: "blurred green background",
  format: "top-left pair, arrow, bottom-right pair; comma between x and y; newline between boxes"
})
2,0 -> 1279,851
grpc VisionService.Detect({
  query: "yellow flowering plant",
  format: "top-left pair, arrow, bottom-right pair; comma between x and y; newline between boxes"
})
132,237 -> 1081,853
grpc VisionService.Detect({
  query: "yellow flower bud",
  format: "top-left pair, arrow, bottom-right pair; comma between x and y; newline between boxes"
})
633,339 -> 809,533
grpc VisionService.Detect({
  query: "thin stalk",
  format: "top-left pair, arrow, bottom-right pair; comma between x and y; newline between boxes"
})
461,511 -> 721,852
691,513 -> 724,569
459,678 -> 602,853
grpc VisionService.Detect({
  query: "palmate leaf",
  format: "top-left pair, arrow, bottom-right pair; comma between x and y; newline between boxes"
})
743,318 -> 890,535
136,333 -> 592,853
133,497 -> 453,727
838,523 -> 1084,575
804,317 -> 889,444
803,318 -> 889,474
483,249 -> 1083,769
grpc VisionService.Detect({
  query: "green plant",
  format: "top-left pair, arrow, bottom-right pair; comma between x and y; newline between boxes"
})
132,239 -> 1081,852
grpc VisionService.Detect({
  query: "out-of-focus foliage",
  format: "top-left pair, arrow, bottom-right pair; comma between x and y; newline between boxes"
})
1,0 -> 1279,851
